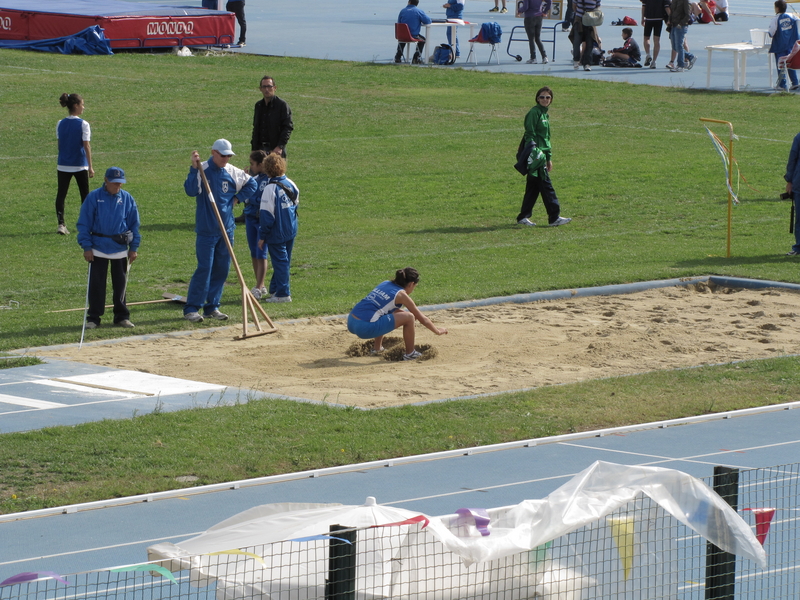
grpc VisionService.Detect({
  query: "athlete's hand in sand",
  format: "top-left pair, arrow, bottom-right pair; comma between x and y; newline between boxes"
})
435,327 -> 448,335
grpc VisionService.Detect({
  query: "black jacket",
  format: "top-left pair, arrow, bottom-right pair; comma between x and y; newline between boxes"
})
251,96 -> 294,154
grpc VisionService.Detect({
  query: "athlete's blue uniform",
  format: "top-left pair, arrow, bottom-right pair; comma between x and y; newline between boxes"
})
348,281 -> 404,339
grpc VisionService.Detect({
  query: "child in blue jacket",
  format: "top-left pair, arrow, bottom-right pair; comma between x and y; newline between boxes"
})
258,153 -> 299,302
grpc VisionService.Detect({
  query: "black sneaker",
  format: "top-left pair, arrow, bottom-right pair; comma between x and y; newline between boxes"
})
394,55 -> 403,63
644,56 -> 652,66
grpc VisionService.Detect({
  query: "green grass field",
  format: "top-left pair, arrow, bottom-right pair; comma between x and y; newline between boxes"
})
1,49 -> 799,513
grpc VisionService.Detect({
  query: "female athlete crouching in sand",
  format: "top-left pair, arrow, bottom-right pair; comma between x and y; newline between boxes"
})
347,267 -> 448,361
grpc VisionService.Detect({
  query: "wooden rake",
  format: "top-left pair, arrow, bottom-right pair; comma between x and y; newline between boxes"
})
197,165 -> 277,340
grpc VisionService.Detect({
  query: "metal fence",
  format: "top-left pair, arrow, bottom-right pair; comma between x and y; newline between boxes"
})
1,462 -> 798,600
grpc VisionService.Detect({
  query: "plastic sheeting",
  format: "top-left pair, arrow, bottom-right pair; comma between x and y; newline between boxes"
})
147,461 -> 767,600
0,25 -> 112,54
427,461 -> 767,568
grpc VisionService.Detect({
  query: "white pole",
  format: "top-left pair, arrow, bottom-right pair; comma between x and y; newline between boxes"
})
79,262 -> 92,350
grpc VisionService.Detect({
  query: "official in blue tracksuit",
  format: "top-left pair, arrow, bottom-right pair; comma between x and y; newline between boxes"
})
257,153 -> 299,303
183,139 -> 257,323
396,0 -> 432,63
443,0 -> 465,57
76,167 -> 140,329
784,132 -> 800,256
769,0 -> 800,89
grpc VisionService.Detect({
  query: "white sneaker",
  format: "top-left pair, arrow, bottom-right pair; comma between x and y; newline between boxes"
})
84,321 -> 99,329
251,287 -> 262,300
527,58 -> 537,64
549,216 -> 572,227
265,295 -> 292,303
57,224 -> 69,235
649,60 -> 656,69
542,56 -> 549,63
517,218 -> 536,226
115,319 -> 135,328
583,64 -> 591,71
184,312 -> 204,323
205,310 -> 229,320
260,287 -> 269,298
403,350 -> 422,361
573,60 -> 580,69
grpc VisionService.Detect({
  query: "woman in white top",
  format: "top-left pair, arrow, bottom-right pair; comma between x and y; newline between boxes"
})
55,93 -> 94,235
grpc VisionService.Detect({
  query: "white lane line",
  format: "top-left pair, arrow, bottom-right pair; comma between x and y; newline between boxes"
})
0,394 -> 67,409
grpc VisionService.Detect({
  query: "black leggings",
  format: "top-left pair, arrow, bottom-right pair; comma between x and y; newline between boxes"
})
226,0 -> 246,43
55,169 -> 90,225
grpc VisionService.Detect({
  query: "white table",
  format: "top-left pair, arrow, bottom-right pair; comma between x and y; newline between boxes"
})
705,42 -> 771,91
422,21 -> 477,64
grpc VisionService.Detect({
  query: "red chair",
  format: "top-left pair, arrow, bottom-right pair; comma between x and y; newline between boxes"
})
395,23 -> 425,64
778,41 -> 800,90
467,26 -> 500,65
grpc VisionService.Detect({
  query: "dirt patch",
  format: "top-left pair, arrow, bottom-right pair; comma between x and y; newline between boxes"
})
37,285 -> 800,408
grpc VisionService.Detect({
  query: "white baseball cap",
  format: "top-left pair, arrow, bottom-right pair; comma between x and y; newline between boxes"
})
211,139 -> 235,156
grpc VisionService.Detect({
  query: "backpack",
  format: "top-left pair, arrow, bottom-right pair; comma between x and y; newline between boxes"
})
433,43 -> 456,65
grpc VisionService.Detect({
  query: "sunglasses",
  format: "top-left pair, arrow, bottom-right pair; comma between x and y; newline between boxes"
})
538,95 -> 552,99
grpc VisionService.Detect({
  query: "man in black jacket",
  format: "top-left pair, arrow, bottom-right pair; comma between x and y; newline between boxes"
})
238,76 -> 294,223
251,76 -> 293,157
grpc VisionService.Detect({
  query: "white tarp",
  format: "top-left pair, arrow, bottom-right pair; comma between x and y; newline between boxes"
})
147,461 -> 766,600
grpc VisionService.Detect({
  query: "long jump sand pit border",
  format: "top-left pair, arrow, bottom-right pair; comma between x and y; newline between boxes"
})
35,277 -> 800,409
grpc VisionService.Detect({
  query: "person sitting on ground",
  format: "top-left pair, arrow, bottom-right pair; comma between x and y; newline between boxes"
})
257,153 -> 299,303
606,27 -> 642,65
692,0 -> 718,23
347,267 -> 448,361
713,0 -> 728,21
396,0 -> 432,63
769,0 -> 800,90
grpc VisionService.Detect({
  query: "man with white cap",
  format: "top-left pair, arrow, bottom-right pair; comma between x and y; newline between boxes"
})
76,166 -> 141,329
183,139 -> 257,323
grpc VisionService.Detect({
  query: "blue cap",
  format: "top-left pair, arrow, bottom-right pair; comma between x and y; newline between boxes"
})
105,167 -> 126,183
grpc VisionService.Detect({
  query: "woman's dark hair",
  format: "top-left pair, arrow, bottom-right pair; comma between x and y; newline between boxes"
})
250,149 -> 268,166
393,267 -> 420,287
59,93 -> 83,113
535,86 -> 553,103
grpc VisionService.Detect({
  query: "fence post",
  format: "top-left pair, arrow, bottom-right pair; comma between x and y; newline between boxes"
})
705,466 -> 739,600
326,524 -> 356,600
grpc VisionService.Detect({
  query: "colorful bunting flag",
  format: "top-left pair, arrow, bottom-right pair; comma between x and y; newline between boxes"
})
608,516 -> 635,580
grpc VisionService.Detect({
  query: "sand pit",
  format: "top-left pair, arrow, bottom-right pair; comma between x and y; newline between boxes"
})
38,283 -> 800,408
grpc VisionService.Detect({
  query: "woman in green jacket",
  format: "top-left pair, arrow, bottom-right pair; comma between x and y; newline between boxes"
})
516,86 -> 572,227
